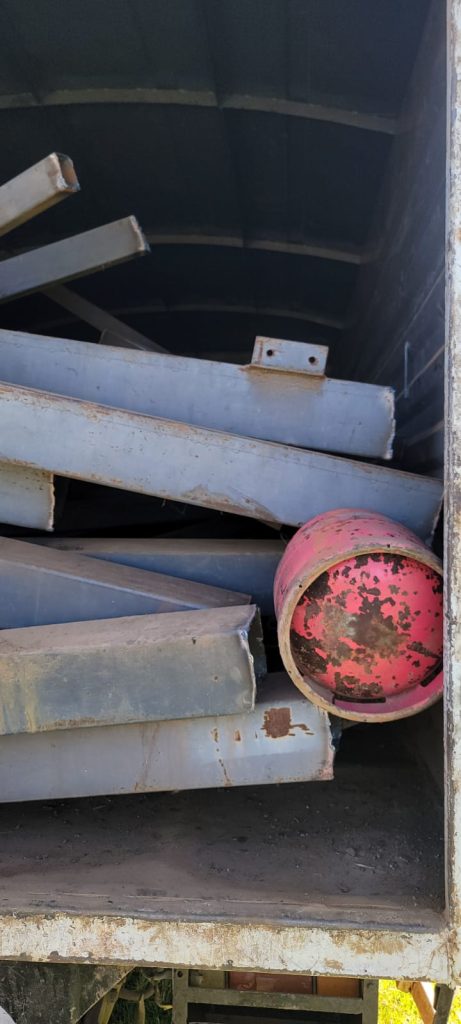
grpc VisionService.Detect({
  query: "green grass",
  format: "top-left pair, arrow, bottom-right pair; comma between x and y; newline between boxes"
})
110,975 -> 461,1023
378,981 -> 461,1023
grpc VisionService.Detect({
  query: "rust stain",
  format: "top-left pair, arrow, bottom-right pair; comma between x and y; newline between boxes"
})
233,730 -> 242,742
261,707 -> 313,738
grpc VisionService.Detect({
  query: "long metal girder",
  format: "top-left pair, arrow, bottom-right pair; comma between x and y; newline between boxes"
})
0,675 -> 336,801
0,537 -> 249,628
35,537 -> 284,614
0,217 -> 149,302
0,464 -> 54,529
0,381 -> 442,537
0,605 -> 263,735
0,153 -> 80,237
0,329 -> 394,457
45,284 -> 167,353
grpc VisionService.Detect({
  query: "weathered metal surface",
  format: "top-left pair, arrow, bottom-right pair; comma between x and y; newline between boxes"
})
274,509 -> 443,722
35,537 -> 283,614
45,284 -> 167,353
0,328 -> 394,457
0,605 -> 262,734
250,337 -> 328,376
0,917 -> 448,981
0,464 -> 54,530
445,0 -> 461,986
0,537 -> 249,628
0,382 -> 441,536
0,217 -> 149,302
0,964 -> 128,1024
0,153 -> 79,237
0,675 -> 334,799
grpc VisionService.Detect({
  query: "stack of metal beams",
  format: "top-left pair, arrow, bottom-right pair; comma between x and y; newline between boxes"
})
0,154 -> 443,802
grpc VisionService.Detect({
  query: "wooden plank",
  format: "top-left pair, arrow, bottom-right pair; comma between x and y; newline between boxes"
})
0,605 -> 262,734
0,381 -> 442,538
0,329 -> 395,457
0,536 -> 248,629
0,153 -> 79,237
0,216 -> 149,302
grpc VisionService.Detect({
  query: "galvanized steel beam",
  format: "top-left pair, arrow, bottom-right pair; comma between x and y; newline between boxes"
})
0,464 -> 54,530
0,605 -> 262,735
0,330 -> 394,457
34,537 -> 284,614
0,537 -> 248,628
0,382 -> 442,537
0,217 -> 149,303
45,284 -> 167,353
0,153 -> 80,237
0,675 -> 334,800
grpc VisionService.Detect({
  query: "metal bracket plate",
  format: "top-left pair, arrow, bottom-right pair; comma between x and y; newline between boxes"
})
250,336 -> 328,375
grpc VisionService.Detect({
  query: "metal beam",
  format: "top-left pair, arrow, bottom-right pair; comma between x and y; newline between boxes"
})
0,381 -> 441,537
33,537 -> 284,614
0,88 -> 397,133
0,216 -> 149,303
0,330 -> 394,457
0,537 -> 248,629
0,605 -> 262,735
0,675 -> 336,801
0,464 -> 54,530
45,284 -> 167,353
0,153 -> 79,238
145,230 -> 364,264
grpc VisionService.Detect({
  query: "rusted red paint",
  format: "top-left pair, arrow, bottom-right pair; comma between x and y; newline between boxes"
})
274,509 -> 443,722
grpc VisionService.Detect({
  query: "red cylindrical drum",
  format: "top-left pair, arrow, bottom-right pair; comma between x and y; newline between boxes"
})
274,509 -> 443,722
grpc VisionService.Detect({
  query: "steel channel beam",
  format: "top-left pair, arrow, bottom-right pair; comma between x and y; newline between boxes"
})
45,284 -> 167,353
0,537 -> 249,628
0,464 -> 54,530
0,217 -> 149,302
0,329 -> 394,457
0,153 -> 80,237
0,382 -> 442,537
0,675 -> 335,801
0,605 -> 263,735
34,537 -> 284,614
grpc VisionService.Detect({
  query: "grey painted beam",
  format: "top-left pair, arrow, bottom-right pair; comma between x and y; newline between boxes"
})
0,675 -> 336,802
0,216 -> 149,303
0,381 -> 441,537
0,605 -> 263,734
0,464 -> 54,529
0,329 -> 394,457
0,153 -> 79,237
0,537 -> 249,628
45,284 -> 167,353
0,87 -> 397,133
34,537 -> 284,614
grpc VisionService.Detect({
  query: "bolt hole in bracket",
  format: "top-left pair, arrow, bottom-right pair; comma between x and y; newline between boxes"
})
249,336 -> 328,376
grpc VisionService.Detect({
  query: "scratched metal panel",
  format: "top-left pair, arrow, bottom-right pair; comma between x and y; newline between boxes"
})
0,383 -> 441,537
0,675 -> 334,800
35,537 -> 284,615
0,605 -> 263,734
0,537 -> 248,628
0,329 -> 394,457
0,464 -> 54,530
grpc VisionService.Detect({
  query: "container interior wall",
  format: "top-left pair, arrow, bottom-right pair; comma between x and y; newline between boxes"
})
338,0 -> 446,481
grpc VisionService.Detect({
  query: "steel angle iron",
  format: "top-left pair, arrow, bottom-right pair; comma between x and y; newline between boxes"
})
274,509 -> 443,721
